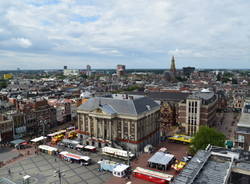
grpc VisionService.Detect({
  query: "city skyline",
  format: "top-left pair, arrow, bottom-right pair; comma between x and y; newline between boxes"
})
0,0 -> 250,70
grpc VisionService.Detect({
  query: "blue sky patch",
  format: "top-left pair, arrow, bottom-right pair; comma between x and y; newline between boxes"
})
70,14 -> 100,23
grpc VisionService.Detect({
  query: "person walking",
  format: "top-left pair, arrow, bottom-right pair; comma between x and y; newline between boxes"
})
8,168 -> 11,175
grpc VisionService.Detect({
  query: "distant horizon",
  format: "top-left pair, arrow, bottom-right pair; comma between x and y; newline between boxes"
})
1,67 -> 250,72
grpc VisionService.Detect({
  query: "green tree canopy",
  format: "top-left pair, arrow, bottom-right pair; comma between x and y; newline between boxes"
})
0,79 -> 7,89
190,126 -> 226,154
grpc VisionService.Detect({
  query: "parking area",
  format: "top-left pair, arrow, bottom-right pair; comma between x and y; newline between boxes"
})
0,149 -> 112,184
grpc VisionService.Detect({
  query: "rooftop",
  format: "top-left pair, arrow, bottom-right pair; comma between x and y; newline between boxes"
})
188,91 -> 215,101
124,91 -> 190,102
77,96 -> 160,116
148,152 -> 175,166
237,112 -> 250,128
172,146 -> 250,184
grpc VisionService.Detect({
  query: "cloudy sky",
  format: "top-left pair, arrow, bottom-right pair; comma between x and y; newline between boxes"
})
0,0 -> 249,70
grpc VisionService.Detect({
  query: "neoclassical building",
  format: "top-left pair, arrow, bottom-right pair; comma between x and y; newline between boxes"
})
77,95 -> 160,152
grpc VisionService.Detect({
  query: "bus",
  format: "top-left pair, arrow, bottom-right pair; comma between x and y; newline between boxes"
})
60,151 -> 91,166
168,134 -> 192,144
133,167 -> 174,184
102,147 -> 135,160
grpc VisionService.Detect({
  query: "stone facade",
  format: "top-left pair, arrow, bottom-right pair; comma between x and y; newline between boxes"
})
77,96 -> 161,152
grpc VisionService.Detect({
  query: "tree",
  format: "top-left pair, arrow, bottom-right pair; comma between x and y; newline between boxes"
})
0,80 -> 7,89
190,126 -> 226,154
232,78 -> 238,84
216,73 -> 222,81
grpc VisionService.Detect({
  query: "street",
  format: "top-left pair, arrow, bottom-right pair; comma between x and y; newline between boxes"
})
214,112 -> 240,140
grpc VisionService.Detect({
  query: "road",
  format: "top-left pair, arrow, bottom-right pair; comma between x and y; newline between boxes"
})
214,112 -> 240,140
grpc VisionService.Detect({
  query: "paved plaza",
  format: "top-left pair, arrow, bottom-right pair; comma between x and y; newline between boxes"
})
0,148 -> 19,162
0,151 -> 112,184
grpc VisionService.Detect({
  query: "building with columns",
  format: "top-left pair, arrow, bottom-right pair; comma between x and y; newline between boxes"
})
77,95 -> 160,152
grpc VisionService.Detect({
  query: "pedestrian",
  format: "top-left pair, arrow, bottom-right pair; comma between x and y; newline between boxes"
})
55,158 -> 57,162
8,168 -> 11,175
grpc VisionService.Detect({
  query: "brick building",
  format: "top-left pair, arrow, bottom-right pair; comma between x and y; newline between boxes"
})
0,115 -> 13,142
17,99 -> 56,136
235,98 -> 250,151
178,89 -> 218,136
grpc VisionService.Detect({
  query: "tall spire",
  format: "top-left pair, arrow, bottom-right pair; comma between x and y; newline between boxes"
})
170,56 -> 176,73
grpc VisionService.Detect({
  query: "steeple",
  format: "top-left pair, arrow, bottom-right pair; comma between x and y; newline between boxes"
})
170,56 -> 176,74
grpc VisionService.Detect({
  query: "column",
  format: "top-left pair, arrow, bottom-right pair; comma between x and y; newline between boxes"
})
88,117 -> 91,135
102,120 -> 105,139
128,120 -> 131,139
94,118 -> 98,137
121,120 -> 124,139
82,115 -> 85,132
109,121 -> 112,140
135,121 -> 138,141
77,114 -> 80,130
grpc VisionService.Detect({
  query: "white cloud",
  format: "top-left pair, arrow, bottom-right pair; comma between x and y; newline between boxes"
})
0,38 -> 32,48
168,49 -> 204,58
0,0 -> 250,69
15,38 -> 32,48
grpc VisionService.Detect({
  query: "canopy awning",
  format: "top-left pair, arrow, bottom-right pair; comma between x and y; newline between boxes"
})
10,139 -> 26,145
31,136 -> 47,143
60,151 -> 90,161
148,152 -> 175,166
38,145 -> 58,152
84,145 -> 96,150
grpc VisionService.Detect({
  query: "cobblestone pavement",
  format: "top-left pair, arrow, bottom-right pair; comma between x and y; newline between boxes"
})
105,142 -> 189,184
0,145 -> 37,167
0,151 -> 112,184
215,112 -> 240,140
0,148 -> 19,162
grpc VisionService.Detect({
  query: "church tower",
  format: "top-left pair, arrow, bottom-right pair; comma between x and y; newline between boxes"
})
170,56 -> 176,74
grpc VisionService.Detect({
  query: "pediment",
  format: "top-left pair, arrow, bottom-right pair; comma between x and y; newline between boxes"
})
91,108 -> 107,115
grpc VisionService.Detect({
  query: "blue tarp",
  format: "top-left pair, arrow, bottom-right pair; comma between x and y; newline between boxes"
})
99,160 -> 118,172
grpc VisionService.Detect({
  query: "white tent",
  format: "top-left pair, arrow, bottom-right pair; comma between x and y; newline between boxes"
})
31,136 -> 47,143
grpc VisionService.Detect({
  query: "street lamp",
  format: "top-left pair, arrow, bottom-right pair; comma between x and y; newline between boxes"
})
54,170 -> 64,184
54,162 -> 65,184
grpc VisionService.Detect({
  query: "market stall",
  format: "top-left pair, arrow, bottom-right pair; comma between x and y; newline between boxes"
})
148,152 -> 175,171
38,145 -> 58,155
31,136 -> 47,144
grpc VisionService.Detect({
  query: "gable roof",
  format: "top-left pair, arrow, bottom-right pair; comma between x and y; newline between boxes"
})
124,91 -> 190,102
78,96 -> 159,116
